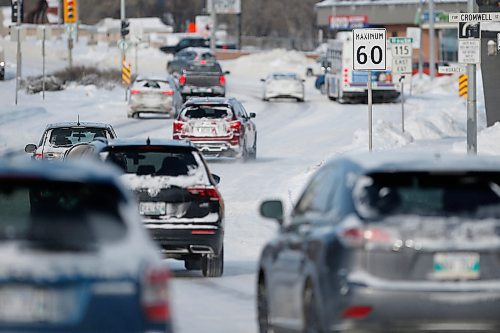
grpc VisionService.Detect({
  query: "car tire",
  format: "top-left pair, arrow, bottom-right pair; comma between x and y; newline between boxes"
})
306,69 -> 313,77
184,257 -> 202,271
297,98 -> 305,103
201,247 -> 224,277
257,276 -> 272,333
249,135 -> 257,160
303,283 -> 322,333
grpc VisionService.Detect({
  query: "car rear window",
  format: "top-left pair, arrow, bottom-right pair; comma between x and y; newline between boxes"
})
133,80 -> 172,90
186,63 -> 222,73
272,73 -> 297,80
49,127 -> 110,147
181,106 -> 233,120
0,180 -> 127,249
353,172 -> 500,220
103,147 -> 201,177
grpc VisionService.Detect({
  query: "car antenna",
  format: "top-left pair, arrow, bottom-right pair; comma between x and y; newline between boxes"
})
77,115 -> 80,126
146,137 -> 151,145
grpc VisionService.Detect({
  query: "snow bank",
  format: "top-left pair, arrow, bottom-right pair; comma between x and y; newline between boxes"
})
221,49 -> 313,79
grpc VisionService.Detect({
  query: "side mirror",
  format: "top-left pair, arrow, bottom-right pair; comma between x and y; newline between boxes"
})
260,78 -> 265,82
260,200 -> 284,224
211,174 -> 221,184
25,144 -> 37,154
249,112 -> 256,118
224,71 -> 231,75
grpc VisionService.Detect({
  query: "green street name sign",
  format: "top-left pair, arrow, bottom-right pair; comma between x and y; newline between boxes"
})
389,37 -> 414,44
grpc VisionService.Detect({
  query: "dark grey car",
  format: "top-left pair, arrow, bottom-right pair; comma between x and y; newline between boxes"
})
258,152 -> 500,333
179,62 -> 229,100
167,47 -> 216,75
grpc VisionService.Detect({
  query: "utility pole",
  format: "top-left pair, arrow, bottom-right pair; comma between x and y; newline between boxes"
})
466,0 -> 477,154
418,0 -> 424,79
210,0 -> 216,53
428,0 -> 436,79
15,0 -> 22,105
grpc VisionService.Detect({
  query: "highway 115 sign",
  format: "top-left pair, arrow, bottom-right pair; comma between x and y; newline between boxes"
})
352,28 -> 387,71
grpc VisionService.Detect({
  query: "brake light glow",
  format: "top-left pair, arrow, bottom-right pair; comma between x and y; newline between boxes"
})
230,120 -> 241,132
35,152 -> 43,160
187,187 -> 221,201
173,121 -> 185,134
191,230 -> 216,235
141,266 -> 170,322
219,75 -> 226,86
179,74 -> 186,85
340,227 -> 395,248
162,90 -> 174,95
342,306 -> 372,319
130,89 -> 141,95
200,60 -> 207,65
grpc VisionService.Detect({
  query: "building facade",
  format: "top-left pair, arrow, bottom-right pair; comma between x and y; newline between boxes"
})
315,0 -> 467,63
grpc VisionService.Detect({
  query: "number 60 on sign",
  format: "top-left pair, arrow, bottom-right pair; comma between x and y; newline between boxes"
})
352,28 -> 387,71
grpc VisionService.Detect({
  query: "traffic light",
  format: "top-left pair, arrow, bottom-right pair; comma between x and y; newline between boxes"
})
11,0 -> 24,24
63,0 -> 78,23
121,20 -> 130,38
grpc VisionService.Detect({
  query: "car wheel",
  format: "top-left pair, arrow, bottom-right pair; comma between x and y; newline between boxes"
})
306,69 -> 313,77
303,283 -> 321,333
201,247 -> 224,277
249,135 -> 257,160
257,277 -> 272,333
297,98 -> 305,103
184,257 -> 202,271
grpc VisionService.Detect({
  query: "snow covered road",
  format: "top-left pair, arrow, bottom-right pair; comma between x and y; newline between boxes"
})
0,41 -> 495,332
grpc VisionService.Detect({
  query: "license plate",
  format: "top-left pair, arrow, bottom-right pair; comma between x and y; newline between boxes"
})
139,202 -> 166,216
0,287 -> 57,322
194,88 -> 212,93
195,127 -> 215,135
433,253 -> 480,280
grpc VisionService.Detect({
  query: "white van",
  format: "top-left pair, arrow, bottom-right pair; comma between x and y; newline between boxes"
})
325,32 -> 399,103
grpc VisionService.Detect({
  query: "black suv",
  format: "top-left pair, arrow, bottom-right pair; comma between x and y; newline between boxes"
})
160,37 -> 210,54
64,138 -> 225,277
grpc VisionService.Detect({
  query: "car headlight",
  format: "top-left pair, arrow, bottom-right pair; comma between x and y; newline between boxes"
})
0,62 -> 5,67
378,73 -> 386,82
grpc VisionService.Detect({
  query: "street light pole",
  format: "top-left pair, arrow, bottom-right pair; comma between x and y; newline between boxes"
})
466,0 -> 477,154
429,0 -> 436,79
15,0 -> 22,105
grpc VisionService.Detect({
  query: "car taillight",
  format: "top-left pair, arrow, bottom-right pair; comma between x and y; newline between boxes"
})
342,306 -> 372,319
200,60 -> 207,65
179,74 -> 186,85
34,152 -> 43,160
141,266 -> 170,322
219,75 -> 226,85
340,227 -> 396,248
187,187 -> 221,201
130,89 -> 141,95
343,67 -> 349,84
230,120 -> 241,132
162,90 -> 174,95
173,121 -> 185,133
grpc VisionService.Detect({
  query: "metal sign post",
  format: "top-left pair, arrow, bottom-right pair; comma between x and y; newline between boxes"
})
42,27 -> 46,100
400,76 -> 405,132
15,10 -> 22,105
368,70 -> 373,151
353,28 -> 387,151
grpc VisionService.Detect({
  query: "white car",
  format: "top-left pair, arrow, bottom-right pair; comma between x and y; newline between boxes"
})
128,76 -> 183,118
261,72 -> 305,102
25,121 -> 117,161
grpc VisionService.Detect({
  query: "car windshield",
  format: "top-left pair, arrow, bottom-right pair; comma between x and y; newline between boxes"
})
49,127 -> 109,147
103,147 -> 200,177
353,172 -> 500,220
0,179 -> 127,250
272,73 -> 297,80
182,106 -> 233,120
133,80 -> 172,90
186,63 -> 222,73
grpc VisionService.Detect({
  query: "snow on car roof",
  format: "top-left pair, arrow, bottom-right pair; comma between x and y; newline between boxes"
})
45,122 -> 114,130
107,138 -> 195,149
333,151 -> 500,174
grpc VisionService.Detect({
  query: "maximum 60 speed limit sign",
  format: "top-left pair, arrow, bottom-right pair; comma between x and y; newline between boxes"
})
352,28 -> 387,71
